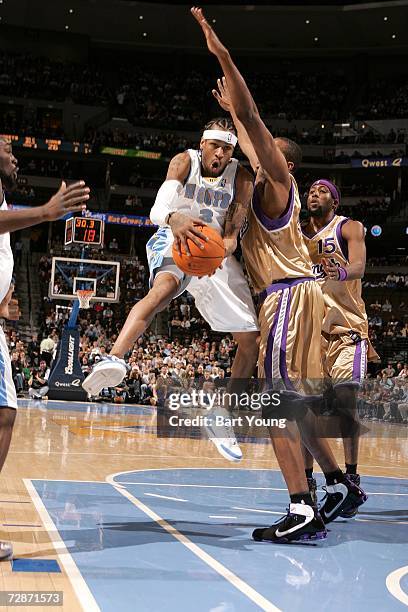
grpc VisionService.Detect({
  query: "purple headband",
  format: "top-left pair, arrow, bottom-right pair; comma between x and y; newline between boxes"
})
311,179 -> 340,203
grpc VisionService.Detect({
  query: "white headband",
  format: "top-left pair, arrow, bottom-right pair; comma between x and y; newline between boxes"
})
202,129 -> 237,147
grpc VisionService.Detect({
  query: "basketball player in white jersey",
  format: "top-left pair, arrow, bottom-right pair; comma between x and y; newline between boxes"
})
83,118 -> 259,461
302,179 -> 378,515
0,136 -> 90,558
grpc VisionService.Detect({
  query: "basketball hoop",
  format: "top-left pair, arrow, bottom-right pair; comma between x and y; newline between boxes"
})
76,289 -> 95,309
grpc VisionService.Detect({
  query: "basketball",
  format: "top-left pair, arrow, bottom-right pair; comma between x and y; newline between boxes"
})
172,225 -> 225,276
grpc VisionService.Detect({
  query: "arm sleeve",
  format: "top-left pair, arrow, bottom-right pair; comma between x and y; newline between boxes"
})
150,180 -> 183,226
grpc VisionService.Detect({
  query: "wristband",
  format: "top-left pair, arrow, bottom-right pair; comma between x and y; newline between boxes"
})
337,266 -> 348,281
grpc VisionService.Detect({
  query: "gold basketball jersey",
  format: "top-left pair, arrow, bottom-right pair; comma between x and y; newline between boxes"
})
302,215 -> 368,338
241,176 -> 313,293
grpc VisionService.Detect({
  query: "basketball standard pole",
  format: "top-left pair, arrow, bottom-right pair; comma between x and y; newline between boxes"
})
67,245 -> 86,328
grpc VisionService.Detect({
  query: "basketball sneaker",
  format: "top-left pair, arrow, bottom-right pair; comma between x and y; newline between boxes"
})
0,541 -> 12,560
339,474 -> 361,518
204,406 -> 242,462
319,474 -> 367,524
82,355 -> 127,396
252,504 -> 327,544
307,477 -> 318,506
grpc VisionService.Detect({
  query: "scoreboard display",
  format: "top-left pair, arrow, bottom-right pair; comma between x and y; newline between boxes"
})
0,134 -> 92,154
65,217 -> 104,246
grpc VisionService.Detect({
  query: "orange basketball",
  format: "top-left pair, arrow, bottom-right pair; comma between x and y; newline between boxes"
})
172,224 -> 225,276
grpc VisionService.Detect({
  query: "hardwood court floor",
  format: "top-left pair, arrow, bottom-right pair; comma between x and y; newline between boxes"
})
0,399 -> 406,611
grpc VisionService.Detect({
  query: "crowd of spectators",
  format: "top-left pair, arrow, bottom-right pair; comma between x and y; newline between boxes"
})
1,50 -> 407,131
359,364 -> 408,423
356,78 -> 408,119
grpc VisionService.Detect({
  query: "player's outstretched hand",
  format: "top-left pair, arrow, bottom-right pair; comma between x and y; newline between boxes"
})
43,181 -> 90,221
212,76 -> 231,112
321,257 -> 339,280
191,7 -> 228,57
169,211 -> 209,257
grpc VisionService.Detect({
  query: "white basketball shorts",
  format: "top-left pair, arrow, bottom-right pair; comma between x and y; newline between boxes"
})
0,327 -> 18,409
146,227 -> 258,333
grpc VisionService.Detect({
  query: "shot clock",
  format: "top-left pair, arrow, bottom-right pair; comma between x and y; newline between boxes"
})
64,217 -> 104,247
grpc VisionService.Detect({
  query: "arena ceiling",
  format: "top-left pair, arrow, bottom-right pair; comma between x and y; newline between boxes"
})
1,0 -> 408,54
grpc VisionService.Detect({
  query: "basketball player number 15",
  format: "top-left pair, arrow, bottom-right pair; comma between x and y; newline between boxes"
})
317,237 -> 335,254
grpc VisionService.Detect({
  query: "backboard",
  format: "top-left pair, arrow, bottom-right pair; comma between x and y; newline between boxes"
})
49,256 -> 120,303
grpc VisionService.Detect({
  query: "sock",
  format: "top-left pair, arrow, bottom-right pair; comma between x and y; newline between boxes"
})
324,469 -> 344,486
305,468 -> 314,480
290,492 -> 314,506
346,463 -> 357,475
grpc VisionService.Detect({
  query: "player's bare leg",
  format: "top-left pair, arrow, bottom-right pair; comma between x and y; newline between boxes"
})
253,422 -> 327,543
0,409 -> 16,471
82,273 -> 180,395
0,408 -> 16,559
230,331 -> 259,379
301,443 -> 317,504
110,273 -> 180,358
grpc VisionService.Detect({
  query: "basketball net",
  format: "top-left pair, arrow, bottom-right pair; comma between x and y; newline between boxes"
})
76,289 -> 95,309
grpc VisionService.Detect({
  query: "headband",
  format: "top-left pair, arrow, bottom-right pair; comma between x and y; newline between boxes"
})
202,129 -> 237,147
311,179 -> 340,203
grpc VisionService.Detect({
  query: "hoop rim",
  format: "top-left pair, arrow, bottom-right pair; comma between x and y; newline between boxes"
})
76,288 -> 95,309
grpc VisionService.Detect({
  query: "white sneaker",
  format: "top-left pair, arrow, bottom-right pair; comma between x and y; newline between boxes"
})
0,541 -> 12,560
204,406 -> 243,462
82,356 -> 127,396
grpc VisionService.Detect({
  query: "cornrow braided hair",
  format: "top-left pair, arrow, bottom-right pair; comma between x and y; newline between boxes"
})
203,117 -> 237,136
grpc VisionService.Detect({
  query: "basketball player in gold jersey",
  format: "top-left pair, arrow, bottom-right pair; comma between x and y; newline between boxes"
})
192,7 -> 367,543
302,179 -> 378,516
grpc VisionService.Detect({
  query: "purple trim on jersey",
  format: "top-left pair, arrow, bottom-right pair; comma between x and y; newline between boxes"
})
259,276 -> 315,304
252,181 -> 294,231
264,292 -> 283,381
336,218 -> 349,261
264,289 -> 294,392
352,339 -> 367,385
301,214 -> 337,239
280,287 -> 294,391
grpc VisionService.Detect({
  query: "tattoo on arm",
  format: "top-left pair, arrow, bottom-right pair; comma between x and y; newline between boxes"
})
224,200 -> 249,237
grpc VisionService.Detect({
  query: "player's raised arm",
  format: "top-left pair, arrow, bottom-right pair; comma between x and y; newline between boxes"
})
149,151 -> 209,256
223,165 -> 254,257
212,77 -> 260,173
192,7 -> 290,196
322,221 -> 366,281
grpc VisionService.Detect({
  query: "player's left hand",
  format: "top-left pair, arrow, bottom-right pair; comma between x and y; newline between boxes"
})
191,7 -> 228,57
321,257 -> 339,280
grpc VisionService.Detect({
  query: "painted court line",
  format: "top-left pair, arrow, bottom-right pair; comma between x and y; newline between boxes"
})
233,507 -> 282,515
106,472 -> 280,612
116,481 -> 287,491
209,515 -> 238,519
144,493 -> 188,502
386,565 -> 408,607
23,479 -> 100,612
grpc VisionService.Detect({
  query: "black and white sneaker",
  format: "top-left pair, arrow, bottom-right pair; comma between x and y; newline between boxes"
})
339,474 -> 361,518
319,474 -> 367,524
307,477 -> 318,506
252,503 -> 327,544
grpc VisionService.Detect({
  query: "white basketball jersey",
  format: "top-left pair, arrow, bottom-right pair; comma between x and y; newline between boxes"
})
0,197 -> 14,302
178,149 -> 239,235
